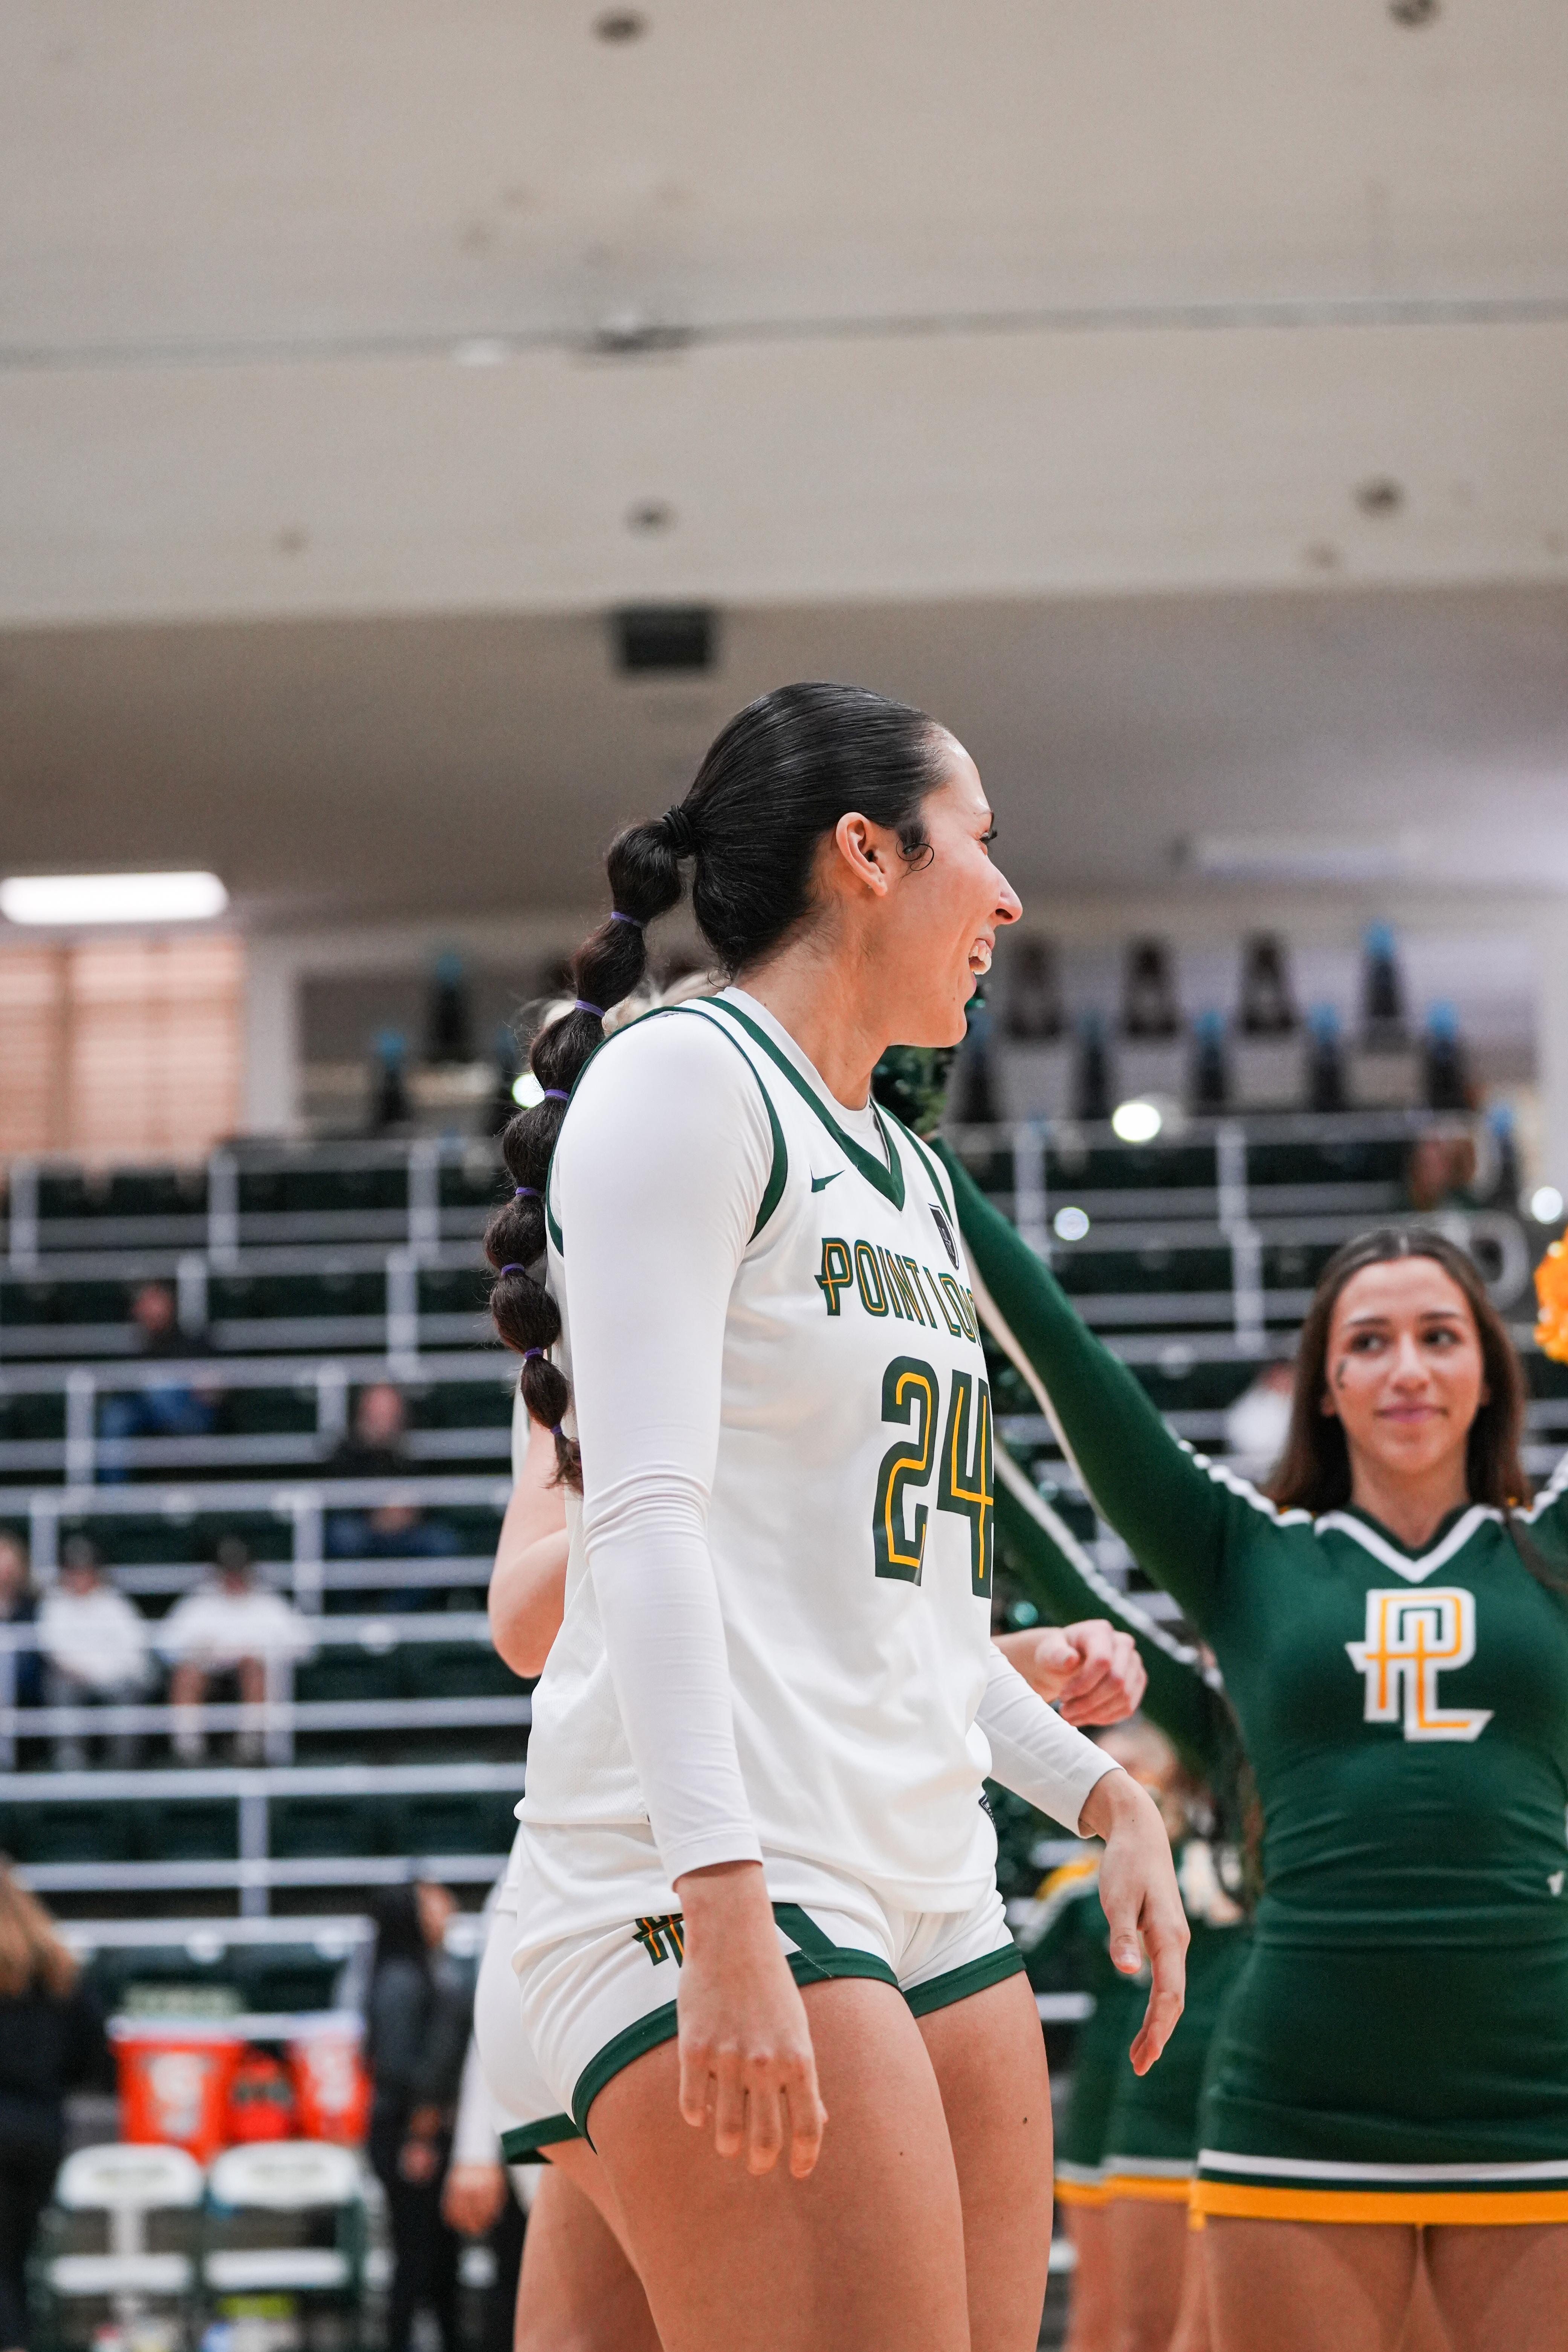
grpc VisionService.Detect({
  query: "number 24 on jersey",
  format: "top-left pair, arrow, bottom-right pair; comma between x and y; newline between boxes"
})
873,1356 -> 994,1597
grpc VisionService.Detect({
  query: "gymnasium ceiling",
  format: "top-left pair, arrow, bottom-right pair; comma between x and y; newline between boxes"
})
1,1 -> 1566,925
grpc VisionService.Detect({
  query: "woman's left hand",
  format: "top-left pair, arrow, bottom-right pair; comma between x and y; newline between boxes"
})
1078,1766 -> 1188,2075
996,1618 -> 1146,1724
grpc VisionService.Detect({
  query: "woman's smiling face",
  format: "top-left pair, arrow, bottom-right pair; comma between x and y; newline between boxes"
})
1321,1255 -> 1488,1490
877,737 -> 1022,1047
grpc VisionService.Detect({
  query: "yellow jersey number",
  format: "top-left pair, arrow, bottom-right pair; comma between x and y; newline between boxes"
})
873,1355 -> 993,1597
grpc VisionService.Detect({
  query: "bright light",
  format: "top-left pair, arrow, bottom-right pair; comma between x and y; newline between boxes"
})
1053,1205 -> 1091,1241
1111,1098 -> 1163,1145
0,871 -> 228,926
1531,1185 -> 1565,1226
511,1071 -> 544,1108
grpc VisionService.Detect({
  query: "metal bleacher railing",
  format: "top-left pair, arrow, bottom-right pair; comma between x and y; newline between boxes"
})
0,1756 -> 523,1915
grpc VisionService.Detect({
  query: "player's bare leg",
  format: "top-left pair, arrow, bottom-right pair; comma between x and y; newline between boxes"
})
918,1970 -> 1055,2352
588,1978 -> 970,2352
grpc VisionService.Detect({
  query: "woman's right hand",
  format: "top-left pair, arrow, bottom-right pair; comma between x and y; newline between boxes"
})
672,1859 -> 827,2179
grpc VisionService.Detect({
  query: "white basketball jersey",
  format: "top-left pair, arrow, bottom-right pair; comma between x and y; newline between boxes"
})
521,990 -> 1003,1918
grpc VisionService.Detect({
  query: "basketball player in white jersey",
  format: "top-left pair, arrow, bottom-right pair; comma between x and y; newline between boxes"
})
481,684 -> 1186,2352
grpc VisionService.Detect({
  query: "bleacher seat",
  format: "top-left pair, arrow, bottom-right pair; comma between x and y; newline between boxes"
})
386,1788 -> 518,1857
131,1799 -> 240,1864
269,1794 -> 390,1862
6,1805 -> 138,1868
293,1654 -> 403,1710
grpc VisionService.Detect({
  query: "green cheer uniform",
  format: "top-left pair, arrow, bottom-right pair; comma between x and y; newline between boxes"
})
996,1453 -> 1252,2205
1014,1851 -> 1143,2206
948,1143 -> 1568,2228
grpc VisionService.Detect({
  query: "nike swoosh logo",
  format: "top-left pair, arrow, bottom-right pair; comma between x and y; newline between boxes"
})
810,1171 -> 842,1191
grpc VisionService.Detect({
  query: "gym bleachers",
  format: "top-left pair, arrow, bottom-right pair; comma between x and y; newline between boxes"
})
2,1113 -> 1556,2050
0,1137 -> 531,1936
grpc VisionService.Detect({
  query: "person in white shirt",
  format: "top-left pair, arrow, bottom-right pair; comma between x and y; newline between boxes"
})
160,1537 -> 313,1763
38,1537 -> 151,1768
483,682 -> 1187,2352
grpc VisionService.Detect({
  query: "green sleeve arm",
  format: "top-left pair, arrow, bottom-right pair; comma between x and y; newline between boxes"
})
992,1443 -> 1229,1785
1522,1455 -> 1568,1560
938,1140 -> 1233,1625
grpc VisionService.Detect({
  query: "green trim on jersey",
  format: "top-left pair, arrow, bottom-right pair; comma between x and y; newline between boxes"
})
701,997 -> 906,1210
897,1119 -> 960,1224
544,999 -> 789,1256
673,1004 -> 790,1238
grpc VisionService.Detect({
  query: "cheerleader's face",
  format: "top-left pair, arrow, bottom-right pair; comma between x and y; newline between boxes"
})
1321,1257 -> 1488,1490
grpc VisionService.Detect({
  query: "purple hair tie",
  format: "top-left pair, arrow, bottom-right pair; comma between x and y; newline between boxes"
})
523,1346 -> 544,1361
514,1185 -> 537,1200
574,998 -> 604,1018
500,1264 -> 525,1277
544,1087 -> 569,1103
549,1423 -> 565,1438
609,910 -> 641,928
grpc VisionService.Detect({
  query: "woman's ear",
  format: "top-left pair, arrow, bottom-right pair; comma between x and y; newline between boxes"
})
832,812 -> 891,899
1319,1385 -> 1339,1420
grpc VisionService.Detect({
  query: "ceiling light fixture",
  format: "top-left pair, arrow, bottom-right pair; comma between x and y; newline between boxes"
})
0,871 -> 229,927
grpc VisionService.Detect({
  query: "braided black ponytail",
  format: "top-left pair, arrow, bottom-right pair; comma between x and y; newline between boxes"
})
488,681 -> 949,1484
484,814 -> 687,1483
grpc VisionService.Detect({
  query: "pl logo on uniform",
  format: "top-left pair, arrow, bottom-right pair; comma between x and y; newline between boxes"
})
1346,1588 -> 1493,1742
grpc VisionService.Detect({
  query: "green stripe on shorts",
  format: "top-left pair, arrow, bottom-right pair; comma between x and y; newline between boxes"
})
902,1942 -> 1024,2019
499,2114 -> 581,2162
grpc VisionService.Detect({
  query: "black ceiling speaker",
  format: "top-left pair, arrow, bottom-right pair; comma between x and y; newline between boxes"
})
612,606 -> 716,674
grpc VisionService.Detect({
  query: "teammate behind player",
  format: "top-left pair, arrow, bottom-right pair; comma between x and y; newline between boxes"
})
944,1156 -> 1568,2352
484,684 -> 1186,2352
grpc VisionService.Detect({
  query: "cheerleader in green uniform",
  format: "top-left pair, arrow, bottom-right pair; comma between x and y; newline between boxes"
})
946,1148 -> 1568,2352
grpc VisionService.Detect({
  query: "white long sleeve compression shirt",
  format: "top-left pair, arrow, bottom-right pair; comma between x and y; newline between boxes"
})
523,990 -> 1115,1905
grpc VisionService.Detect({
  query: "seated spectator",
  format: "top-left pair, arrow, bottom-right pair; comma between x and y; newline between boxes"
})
0,1533 -> 41,1712
37,1538 -> 151,1768
98,1281 -> 221,1480
325,1384 -> 459,1603
159,1537 -> 313,1765
1406,1131 -> 1479,1214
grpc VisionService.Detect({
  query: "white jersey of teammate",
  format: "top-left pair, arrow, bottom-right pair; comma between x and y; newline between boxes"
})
517,987 -> 1108,1935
